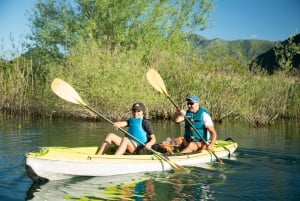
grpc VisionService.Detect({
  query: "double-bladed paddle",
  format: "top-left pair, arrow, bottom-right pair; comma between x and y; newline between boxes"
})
146,68 -> 223,164
51,78 -> 188,172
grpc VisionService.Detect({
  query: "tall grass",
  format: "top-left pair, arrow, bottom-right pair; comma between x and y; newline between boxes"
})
1,39 -> 299,126
0,55 -> 55,118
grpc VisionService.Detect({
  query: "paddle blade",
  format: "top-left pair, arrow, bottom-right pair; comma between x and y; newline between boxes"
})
51,78 -> 86,106
146,68 -> 169,96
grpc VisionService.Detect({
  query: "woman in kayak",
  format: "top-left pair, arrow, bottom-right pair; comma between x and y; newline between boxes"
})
173,95 -> 217,153
97,102 -> 156,155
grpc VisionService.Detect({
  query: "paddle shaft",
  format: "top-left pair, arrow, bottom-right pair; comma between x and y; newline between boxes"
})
166,95 -> 223,163
84,105 -> 185,169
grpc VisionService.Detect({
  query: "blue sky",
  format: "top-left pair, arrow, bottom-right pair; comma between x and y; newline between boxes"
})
201,0 -> 300,41
0,0 -> 299,55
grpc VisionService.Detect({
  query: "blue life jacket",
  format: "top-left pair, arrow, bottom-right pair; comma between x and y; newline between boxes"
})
185,108 -> 210,142
127,117 -> 147,146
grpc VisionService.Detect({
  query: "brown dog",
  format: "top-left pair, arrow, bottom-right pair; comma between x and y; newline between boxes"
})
159,136 -> 184,154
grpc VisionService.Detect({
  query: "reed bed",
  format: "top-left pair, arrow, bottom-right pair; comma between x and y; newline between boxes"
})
1,40 -> 299,126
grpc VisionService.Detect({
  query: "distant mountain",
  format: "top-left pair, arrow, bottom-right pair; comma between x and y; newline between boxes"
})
189,34 -> 276,62
189,33 -> 300,74
249,33 -> 300,74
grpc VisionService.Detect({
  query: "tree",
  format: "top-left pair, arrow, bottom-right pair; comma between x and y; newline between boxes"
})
27,0 -> 80,60
274,35 -> 300,75
27,0 -> 214,59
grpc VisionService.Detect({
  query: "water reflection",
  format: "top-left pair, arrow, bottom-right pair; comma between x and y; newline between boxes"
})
26,173 -> 146,200
26,173 -> 155,200
26,166 -> 229,201
152,167 -> 227,201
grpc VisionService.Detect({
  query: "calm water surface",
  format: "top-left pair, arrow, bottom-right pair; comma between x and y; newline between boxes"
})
0,116 -> 299,201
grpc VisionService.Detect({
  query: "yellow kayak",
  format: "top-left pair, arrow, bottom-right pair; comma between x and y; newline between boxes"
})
25,139 -> 238,181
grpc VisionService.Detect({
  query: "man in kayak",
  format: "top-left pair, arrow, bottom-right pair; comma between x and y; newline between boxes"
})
97,102 -> 156,155
173,95 -> 217,153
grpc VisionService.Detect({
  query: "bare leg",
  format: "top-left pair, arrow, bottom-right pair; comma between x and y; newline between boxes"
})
180,142 -> 198,154
98,133 -> 122,155
96,141 -> 111,155
114,137 -> 136,155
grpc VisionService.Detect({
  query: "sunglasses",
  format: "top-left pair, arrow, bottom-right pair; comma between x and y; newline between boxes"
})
187,102 -> 194,106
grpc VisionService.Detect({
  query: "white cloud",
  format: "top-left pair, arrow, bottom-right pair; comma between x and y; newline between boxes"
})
250,34 -> 258,39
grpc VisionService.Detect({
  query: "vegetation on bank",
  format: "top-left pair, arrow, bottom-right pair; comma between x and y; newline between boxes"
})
0,0 -> 299,126
1,39 -> 299,126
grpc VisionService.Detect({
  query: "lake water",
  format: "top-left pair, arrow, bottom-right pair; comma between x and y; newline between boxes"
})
0,116 -> 299,201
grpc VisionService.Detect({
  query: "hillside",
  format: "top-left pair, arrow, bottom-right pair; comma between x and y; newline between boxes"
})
189,34 -> 276,62
249,33 -> 300,74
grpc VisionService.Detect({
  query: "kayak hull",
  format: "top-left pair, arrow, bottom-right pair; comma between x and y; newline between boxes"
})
25,140 -> 238,181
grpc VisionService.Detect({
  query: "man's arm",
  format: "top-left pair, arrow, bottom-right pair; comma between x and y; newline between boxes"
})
207,125 -> 217,150
173,109 -> 186,123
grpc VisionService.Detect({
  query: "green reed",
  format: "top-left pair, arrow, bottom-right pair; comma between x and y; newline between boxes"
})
1,40 -> 299,126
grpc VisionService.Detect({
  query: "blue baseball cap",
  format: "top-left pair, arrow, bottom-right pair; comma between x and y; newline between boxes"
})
186,95 -> 201,103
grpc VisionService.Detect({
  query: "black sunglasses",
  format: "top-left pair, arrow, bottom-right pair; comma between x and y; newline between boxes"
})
187,102 -> 194,106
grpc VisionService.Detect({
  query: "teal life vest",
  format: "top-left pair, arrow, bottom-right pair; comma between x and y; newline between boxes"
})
184,108 -> 210,142
127,117 -> 147,146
